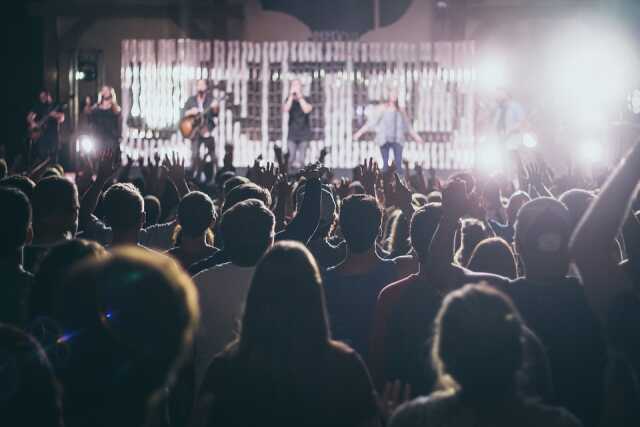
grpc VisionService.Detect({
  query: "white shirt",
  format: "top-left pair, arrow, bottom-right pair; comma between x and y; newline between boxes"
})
193,262 -> 256,390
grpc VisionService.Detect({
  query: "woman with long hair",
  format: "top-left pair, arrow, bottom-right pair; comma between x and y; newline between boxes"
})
389,284 -> 580,427
198,241 -> 379,427
90,85 -> 122,152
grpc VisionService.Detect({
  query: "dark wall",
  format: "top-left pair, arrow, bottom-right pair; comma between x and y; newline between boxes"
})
4,3 -> 43,162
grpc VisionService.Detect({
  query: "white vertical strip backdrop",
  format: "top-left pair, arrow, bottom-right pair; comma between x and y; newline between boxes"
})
120,39 -> 477,170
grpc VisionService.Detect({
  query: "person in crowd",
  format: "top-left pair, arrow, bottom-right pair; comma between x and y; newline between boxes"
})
454,218 -> 489,268
24,175 -> 79,272
489,190 -> 530,244
570,141 -> 640,426
193,199 -> 275,390
0,324 -> 63,427
54,247 -> 198,427
508,196 -> 606,427
559,189 -> 594,232
297,183 -> 346,269
143,195 -> 161,226
197,241 -> 380,427
30,239 -> 107,320
323,194 -> 398,360
467,236 -> 518,279
189,165 -> 322,275
166,191 -> 218,269
101,183 -> 146,248
0,187 -> 33,327
0,174 -> 36,200
80,150 -> 187,250
370,201 -> 516,397
389,284 -> 581,427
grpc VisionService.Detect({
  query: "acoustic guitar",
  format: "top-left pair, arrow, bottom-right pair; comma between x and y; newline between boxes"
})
178,94 -> 227,139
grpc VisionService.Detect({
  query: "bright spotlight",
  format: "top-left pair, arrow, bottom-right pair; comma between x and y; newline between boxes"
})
628,89 -> 640,114
476,140 -> 503,172
77,135 -> 95,154
522,133 -> 538,149
579,141 -> 604,165
477,57 -> 508,90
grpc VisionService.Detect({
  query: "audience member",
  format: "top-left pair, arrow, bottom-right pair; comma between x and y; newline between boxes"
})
143,195 -> 162,226
0,174 -> 36,200
0,187 -> 33,327
389,285 -> 581,427
467,236 -> 518,279
198,241 -> 379,427
454,218 -> 489,267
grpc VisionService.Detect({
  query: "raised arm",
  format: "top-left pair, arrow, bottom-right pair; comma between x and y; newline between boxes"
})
570,141 -> 639,319
282,94 -> 294,113
298,95 -> 313,114
276,167 -> 322,244
79,150 -> 118,230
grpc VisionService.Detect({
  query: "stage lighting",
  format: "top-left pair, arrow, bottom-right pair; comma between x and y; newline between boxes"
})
77,135 -> 95,154
522,133 -> 538,149
628,89 -> 640,115
579,141 -> 604,165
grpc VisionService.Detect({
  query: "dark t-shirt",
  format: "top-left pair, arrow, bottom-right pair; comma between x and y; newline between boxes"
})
30,102 -> 59,149
89,107 -> 120,149
323,259 -> 398,360
288,100 -> 312,142
505,276 -> 606,427
199,343 -> 378,427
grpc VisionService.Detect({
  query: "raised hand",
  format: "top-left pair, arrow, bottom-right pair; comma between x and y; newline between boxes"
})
163,152 -> 186,184
336,177 -> 352,200
360,157 -> 379,196
252,161 -> 279,190
393,173 -> 413,211
378,380 -> 412,421
300,162 -> 328,181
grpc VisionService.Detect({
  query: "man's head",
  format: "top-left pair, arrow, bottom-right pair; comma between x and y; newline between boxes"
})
143,195 -> 161,227
0,188 -> 32,256
56,248 -> 198,425
196,79 -> 207,95
39,90 -> 52,104
0,175 -> 36,200
514,197 -> 571,278
102,183 -> 145,234
339,194 -> 382,254
220,199 -> 275,266
223,175 -> 250,199
506,191 -> 531,226
32,176 -> 79,239
559,189 -> 594,231
222,182 -> 271,213
178,191 -> 216,239
410,203 -> 443,263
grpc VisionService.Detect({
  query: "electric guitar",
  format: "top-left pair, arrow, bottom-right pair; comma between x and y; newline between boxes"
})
27,103 -> 67,141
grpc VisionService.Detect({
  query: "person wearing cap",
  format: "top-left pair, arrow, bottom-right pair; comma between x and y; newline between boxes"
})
295,183 -> 345,269
506,197 -> 606,427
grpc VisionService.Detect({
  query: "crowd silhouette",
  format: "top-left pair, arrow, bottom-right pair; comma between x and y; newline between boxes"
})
1,138 -> 640,427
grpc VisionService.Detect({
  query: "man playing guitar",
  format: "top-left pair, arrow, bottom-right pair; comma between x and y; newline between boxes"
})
182,80 -> 220,174
27,90 -> 65,164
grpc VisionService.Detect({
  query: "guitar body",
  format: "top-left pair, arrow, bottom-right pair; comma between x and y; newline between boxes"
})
28,123 -> 44,141
179,114 -> 204,139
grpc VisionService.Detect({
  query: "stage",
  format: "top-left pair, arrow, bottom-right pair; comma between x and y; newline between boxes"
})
118,39 -> 477,171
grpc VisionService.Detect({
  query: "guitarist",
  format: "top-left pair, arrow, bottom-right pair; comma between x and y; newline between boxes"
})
26,90 -> 65,163
182,79 -> 219,172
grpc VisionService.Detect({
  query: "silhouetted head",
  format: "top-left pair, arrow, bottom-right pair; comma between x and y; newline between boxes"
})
32,176 -> 79,240
102,183 -> 145,234
0,175 -> 36,200
410,203 -> 443,263
236,241 -> 329,354
222,182 -> 271,213
220,199 -> 275,266
143,195 -> 161,227
467,237 -> 517,279
0,325 -> 62,427
514,197 -> 571,279
340,194 -> 382,254
178,191 -> 215,239
559,189 -> 594,231
432,284 -> 523,404
0,187 -> 32,257
506,191 -> 531,226
455,218 -> 489,267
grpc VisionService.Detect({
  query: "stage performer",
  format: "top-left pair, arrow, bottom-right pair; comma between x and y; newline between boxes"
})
283,79 -> 313,172
182,79 -> 219,174
89,86 -> 122,153
353,89 -> 423,175
27,89 -> 65,163
492,88 -> 526,149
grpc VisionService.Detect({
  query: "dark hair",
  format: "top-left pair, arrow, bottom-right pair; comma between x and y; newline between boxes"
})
222,182 -> 271,213
559,189 -> 594,231
388,211 -> 411,257
339,194 -> 382,253
0,325 -> 63,427
410,203 -> 442,262
31,239 -> 107,319
56,248 -> 198,425
0,158 -> 7,179
467,237 -> 517,279
102,183 -> 144,231
31,176 -> 79,235
143,195 -> 161,227
454,218 -> 489,267
506,191 -> 531,225
0,187 -> 31,255
178,191 -> 215,238
233,241 -> 329,356
348,181 -> 365,195
223,175 -> 249,198
220,199 -> 274,266
433,284 -> 523,403
0,175 -> 36,200
514,197 -> 571,276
